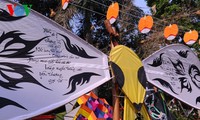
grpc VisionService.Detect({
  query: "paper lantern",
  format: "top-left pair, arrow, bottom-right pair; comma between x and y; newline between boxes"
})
183,30 -> 198,45
62,0 -> 70,10
164,24 -> 179,40
138,16 -> 153,34
106,2 -> 119,24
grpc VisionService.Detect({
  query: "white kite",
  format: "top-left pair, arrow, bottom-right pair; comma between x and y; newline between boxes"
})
0,0 -> 110,119
143,44 -> 200,109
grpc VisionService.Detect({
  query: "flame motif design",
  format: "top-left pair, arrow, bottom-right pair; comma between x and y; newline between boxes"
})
58,33 -> 97,59
0,97 -> 27,110
189,65 -> 200,89
0,62 -> 51,91
179,77 -> 192,93
176,50 -> 189,58
169,58 -> 185,75
0,30 -> 48,58
148,53 -> 164,67
196,96 -> 200,104
64,72 -> 100,95
153,78 -> 178,95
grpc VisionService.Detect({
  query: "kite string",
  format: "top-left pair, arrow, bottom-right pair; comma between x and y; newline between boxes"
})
107,0 -> 198,31
69,2 -> 140,27
88,0 -> 197,41
61,0 -> 170,35
68,1 -> 162,36
65,1 -> 196,43
90,0 -> 166,28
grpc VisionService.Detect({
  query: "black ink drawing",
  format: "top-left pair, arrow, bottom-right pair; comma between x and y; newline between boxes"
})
64,72 -> 100,95
0,62 -> 51,91
179,77 -> 192,93
0,97 -> 27,110
148,53 -> 164,67
196,96 -> 200,104
189,64 -> 200,89
176,50 -> 189,58
58,33 -> 97,59
0,8 -> 25,21
169,58 -> 185,75
153,78 -> 178,95
0,30 -> 48,58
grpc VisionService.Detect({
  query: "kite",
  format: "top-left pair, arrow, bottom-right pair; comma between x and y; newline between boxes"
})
0,1 -> 111,119
74,92 -> 113,120
110,45 -> 147,111
143,44 -> 200,109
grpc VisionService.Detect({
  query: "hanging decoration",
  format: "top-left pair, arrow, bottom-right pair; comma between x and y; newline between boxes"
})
110,45 -> 147,111
143,44 -> 200,110
183,30 -> 199,45
0,0 -> 111,119
62,0 -> 70,10
164,24 -> 179,40
106,2 -> 119,24
138,15 -> 153,34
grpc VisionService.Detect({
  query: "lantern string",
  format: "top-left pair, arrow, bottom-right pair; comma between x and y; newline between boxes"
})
56,0 -> 199,43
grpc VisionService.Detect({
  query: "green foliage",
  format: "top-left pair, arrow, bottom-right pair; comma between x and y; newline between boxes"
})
163,4 -> 181,17
145,0 -> 200,59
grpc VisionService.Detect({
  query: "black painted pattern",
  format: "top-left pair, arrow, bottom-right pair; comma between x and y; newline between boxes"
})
0,8 -> 25,21
64,72 -> 100,95
58,33 -> 97,59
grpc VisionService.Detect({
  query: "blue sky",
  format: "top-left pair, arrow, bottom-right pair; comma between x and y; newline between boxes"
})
134,0 -> 150,14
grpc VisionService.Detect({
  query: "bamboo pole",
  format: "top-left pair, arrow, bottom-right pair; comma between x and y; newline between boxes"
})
104,19 -> 120,120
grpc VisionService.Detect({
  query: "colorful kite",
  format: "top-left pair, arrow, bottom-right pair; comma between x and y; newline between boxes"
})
74,92 -> 113,120
183,30 -> 199,45
0,1 -> 111,119
143,44 -> 200,109
138,15 -> 153,34
164,24 -> 179,40
106,2 -> 119,24
110,45 -> 147,110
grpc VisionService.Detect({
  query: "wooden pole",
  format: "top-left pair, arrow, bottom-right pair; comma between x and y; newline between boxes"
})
104,19 -> 120,120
